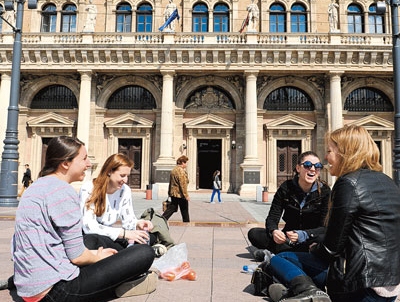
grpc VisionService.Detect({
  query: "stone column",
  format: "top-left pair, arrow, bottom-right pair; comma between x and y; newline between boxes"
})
153,70 -> 176,196
77,71 -> 94,182
0,72 -> 12,148
330,72 -> 343,131
77,71 -> 92,147
244,71 -> 258,161
240,71 -> 262,197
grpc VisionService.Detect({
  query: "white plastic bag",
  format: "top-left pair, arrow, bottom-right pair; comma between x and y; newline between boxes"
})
152,243 -> 197,281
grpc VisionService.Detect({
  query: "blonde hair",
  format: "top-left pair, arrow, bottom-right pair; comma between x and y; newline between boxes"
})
86,153 -> 134,216
325,124 -> 382,178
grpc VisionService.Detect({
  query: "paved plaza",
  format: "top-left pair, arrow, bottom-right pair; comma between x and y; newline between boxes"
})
0,191 -> 399,302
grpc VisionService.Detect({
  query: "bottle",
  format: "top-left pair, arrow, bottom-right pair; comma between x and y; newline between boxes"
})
242,264 -> 258,274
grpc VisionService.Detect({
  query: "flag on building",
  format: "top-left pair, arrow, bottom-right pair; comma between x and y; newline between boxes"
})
239,13 -> 249,33
159,8 -> 180,31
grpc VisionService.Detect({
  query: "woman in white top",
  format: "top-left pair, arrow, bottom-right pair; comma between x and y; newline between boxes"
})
80,153 -> 154,250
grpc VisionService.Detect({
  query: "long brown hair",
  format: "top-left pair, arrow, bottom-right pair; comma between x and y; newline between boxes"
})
86,153 -> 134,216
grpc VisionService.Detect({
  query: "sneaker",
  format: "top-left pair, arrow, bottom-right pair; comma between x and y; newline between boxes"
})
218,201 -> 223,203
115,271 -> 157,297
253,249 -> 273,263
210,201 -> 215,204
153,244 -> 167,257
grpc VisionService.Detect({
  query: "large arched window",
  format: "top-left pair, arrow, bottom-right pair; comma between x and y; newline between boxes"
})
264,86 -> 314,111
344,88 -> 393,112
107,86 -> 156,109
291,3 -> 307,33
116,3 -> 132,32
270,3 -> 286,33
137,3 -> 152,32
368,4 -> 384,34
193,3 -> 208,32
348,4 -> 363,33
213,3 -> 229,32
61,4 -> 77,33
41,4 -> 57,33
31,85 -> 78,109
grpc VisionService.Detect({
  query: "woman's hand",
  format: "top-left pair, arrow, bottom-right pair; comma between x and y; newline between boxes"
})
126,230 -> 150,245
272,230 -> 287,244
136,219 -> 154,231
285,231 -> 299,244
96,247 -> 118,260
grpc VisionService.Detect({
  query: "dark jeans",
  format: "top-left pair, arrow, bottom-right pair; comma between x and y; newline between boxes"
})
84,233 -> 156,250
248,227 -> 309,254
162,196 -> 190,222
41,244 -> 155,302
270,252 -> 397,302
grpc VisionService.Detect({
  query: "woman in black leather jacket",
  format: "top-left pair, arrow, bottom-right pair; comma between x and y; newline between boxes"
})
266,125 -> 400,302
248,151 -> 331,256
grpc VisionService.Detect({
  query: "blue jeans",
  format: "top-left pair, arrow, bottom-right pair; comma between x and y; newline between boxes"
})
40,244 -> 155,302
210,189 -> 221,202
270,252 -> 328,290
270,252 -> 398,302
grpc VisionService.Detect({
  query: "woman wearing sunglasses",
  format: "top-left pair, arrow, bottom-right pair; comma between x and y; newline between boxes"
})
263,125 -> 400,302
248,151 -> 331,261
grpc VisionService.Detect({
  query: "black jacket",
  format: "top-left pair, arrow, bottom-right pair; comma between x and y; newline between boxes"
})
314,169 -> 400,295
266,176 -> 331,248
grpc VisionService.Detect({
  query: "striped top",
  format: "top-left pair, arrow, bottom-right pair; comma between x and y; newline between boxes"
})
13,176 -> 85,298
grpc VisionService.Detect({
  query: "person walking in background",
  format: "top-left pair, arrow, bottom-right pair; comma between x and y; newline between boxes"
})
22,164 -> 32,188
266,125 -> 400,302
12,136 -> 156,301
162,155 -> 190,222
210,170 -> 222,204
19,164 -> 32,197
248,151 -> 331,260
80,153 -> 155,250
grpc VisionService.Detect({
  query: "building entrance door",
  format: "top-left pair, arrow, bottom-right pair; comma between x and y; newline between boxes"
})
277,140 -> 301,188
118,139 -> 142,189
197,139 -> 222,189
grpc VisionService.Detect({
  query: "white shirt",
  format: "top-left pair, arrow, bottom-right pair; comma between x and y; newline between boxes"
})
79,181 -> 137,241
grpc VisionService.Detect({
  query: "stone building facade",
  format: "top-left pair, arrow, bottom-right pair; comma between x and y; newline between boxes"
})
0,0 -> 395,197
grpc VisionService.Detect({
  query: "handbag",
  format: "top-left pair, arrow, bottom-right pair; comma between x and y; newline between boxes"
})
162,196 -> 171,212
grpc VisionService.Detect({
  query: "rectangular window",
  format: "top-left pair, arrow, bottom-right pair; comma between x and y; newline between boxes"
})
214,16 -> 228,32
291,14 -> 306,33
116,15 -> 132,32
41,15 -> 57,32
270,15 -> 286,32
137,15 -> 152,32
193,16 -> 207,32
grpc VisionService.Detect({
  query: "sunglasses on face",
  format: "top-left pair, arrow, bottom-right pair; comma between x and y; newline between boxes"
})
300,161 -> 323,170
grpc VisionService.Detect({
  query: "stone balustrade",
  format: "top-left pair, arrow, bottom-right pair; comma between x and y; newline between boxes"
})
0,32 -> 393,72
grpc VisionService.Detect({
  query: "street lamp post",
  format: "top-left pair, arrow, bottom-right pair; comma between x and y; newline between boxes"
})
390,0 -> 400,186
0,0 -> 37,206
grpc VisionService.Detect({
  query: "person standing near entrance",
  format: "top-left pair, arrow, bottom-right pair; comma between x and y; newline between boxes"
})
210,170 -> 222,203
162,155 -> 190,222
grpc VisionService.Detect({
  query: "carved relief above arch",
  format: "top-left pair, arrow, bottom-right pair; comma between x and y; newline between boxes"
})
175,75 -> 243,110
